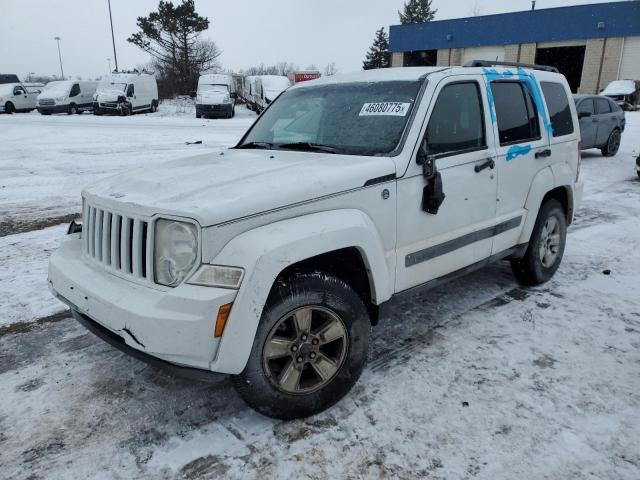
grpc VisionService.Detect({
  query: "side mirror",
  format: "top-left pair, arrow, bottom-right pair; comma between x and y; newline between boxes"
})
230,92 -> 238,99
578,111 -> 591,119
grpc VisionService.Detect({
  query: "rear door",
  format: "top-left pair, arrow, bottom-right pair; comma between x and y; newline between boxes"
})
395,75 -> 499,292
576,98 -> 597,148
487,74 -> 552,254
595,97 -> 615,145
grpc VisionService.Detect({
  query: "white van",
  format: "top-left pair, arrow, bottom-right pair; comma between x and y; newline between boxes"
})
0,82 -> 41,113
93,72 -> 158,115
37,80 -> 98,115
254,75 -> 290,113
242,75 -> 259,111
195,73 -> 236,118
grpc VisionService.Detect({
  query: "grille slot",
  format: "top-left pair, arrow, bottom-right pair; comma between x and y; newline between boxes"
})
83,202 -> 150,281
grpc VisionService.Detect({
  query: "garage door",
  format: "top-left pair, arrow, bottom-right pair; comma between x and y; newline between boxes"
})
620,37 -> 640,80
462,46 -> 505,65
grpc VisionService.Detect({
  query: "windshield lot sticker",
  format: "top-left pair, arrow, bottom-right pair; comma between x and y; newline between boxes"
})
359,102 -> 411,116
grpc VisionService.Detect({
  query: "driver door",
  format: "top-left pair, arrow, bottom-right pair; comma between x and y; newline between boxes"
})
395,76 -> 498,292
12,86 -> 29,110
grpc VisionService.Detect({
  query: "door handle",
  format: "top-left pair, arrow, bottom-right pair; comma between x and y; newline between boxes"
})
474,158 -> 495,173
535,149 -> 552,159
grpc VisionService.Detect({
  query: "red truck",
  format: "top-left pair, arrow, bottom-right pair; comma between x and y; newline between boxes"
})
287,71 -> 321,84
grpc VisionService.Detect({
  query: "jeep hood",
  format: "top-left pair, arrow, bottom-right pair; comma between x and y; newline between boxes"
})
82,149 -> 396,226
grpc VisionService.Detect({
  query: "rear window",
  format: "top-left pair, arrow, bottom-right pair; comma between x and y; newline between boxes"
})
596,98 -> 612,114
491,81 -> 540,145
541,82 -> 574,137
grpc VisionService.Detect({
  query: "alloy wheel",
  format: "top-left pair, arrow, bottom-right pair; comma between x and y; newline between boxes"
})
539,215 -> 561,268
262,306 -> 348,394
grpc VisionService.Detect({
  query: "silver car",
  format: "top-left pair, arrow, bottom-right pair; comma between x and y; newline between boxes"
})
574,95 -> 625,157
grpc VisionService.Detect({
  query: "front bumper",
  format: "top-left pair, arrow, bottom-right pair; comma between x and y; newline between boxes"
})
196,103 -> 233,117
48,235 -> 237,372
37,105 -> 68,114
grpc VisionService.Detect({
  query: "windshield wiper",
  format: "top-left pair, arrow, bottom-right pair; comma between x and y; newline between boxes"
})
236,141 -> 276,150
277,142 -> 339,154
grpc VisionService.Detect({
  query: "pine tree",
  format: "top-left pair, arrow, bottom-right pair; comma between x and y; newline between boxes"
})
398,0 -> 437,24
362,28 -> 390,70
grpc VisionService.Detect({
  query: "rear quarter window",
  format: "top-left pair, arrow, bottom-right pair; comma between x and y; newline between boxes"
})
596,98 -> 612,114
541,82 -> 574,137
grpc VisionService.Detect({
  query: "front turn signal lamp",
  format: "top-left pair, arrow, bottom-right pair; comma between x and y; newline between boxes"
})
187,265 -> 244,289
215,303 -> 233,337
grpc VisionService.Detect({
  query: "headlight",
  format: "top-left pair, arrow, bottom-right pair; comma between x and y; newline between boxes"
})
188,265 -> 244,289
224,95 -> 230,103
154,219 -> 198,287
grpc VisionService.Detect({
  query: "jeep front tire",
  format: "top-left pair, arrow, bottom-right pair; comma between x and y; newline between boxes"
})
232,271 -> 370,419
511,199 -> 567,285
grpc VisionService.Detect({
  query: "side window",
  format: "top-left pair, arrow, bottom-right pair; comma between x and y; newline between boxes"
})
491,81 -> 541,145
596,98 -> 611,114
425,82 -> 486,157
70,84 -> 81,97
126,84 -> 134,97
541,82 -> 574,137
13,87 -> 25,95
577,99 -> 595,116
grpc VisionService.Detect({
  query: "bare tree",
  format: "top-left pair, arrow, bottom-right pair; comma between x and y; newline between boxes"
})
324,62 -> 338,76
470,1 -> 482,16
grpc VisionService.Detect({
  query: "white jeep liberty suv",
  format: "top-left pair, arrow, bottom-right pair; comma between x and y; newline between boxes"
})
49,61 -> 583,419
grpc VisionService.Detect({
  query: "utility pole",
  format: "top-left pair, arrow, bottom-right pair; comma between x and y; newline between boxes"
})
54,36 -> 64,79
107,0 -> 119,71
531,1 -> 536,10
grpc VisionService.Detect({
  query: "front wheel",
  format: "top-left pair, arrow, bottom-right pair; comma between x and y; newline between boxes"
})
232,271 -> 371,420
511,199 -> 567,285
68,104 -> 78,115
4,102 -> 14,114
601,129 -> 621,157
151,101 -> 158,113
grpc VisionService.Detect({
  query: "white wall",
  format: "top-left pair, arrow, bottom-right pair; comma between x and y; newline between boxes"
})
619,37 -> 640,80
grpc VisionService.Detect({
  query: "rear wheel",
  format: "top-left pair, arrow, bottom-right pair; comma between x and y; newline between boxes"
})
511,199 -> 567,285
232,271 -> 370,420
151,101 -> 158,113
68,104 -> 78,115
601,128 -> 621,157
4,102 -> 14,114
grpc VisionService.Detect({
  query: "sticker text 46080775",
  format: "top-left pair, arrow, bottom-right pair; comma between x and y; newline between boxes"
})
359,102 -> 411,117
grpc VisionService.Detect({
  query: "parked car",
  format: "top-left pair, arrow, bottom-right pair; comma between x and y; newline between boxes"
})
242,75 -> 259,112
93,72 -> 158,115
254,75 -> 291,113
574,94 -> 625,157
0,82 -> 41,113
601,79 -> 640,111
288,70 -> 322,85
37,80 -> 98,115
49,63 -> 582,419
635,151 -> 640,179
195,73 -> 236,119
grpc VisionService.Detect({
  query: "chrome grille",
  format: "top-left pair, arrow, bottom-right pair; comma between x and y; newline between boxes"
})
83,201 -> 152,281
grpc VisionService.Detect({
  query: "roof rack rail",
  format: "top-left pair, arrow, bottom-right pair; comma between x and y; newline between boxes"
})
463,60 -> 559,73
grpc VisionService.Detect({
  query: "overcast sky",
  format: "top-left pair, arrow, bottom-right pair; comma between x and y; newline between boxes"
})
0,0 -> 614,79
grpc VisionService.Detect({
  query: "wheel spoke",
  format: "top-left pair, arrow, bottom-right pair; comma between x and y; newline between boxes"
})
548,234 -> 561,248
293,309 -> 312,334
311,354 -> 338,381
543,250 -> 555,267
546,216 -> 557,234
278,360 -> 301,391
317,319 -> 346,345
264,336 -> 292,360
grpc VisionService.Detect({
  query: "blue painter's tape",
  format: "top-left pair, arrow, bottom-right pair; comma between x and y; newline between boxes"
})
482,67 -> 553,144
506,144 -> 532,161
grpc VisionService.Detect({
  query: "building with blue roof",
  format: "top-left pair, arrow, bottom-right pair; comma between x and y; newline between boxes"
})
388,1 -> 640,93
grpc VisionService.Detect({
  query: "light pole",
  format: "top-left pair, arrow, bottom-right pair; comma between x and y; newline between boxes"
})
54,36 -> 64,79
107,0 -> 118,71
107,58 -> 112,72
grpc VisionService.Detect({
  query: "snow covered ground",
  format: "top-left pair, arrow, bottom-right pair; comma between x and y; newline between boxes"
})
0,109 -> 639,479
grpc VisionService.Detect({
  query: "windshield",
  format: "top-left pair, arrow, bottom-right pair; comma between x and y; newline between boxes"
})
42,81 -> 71,96
238,81 -> 422,156
198,84 -> 229,94
97,82 -> 126,94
